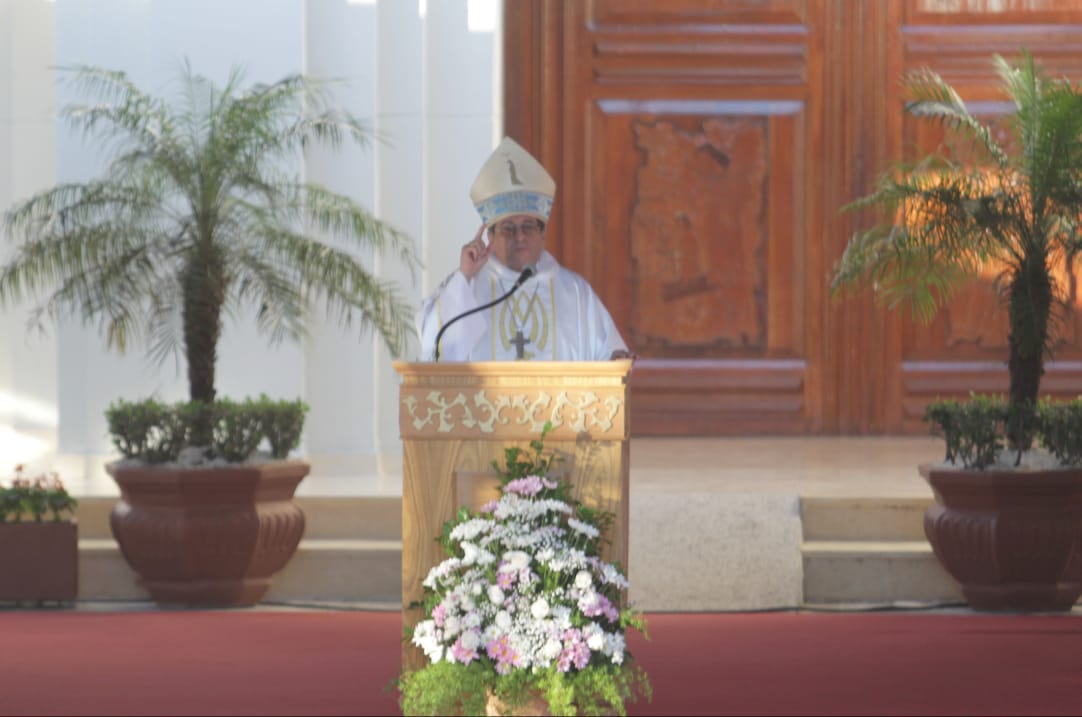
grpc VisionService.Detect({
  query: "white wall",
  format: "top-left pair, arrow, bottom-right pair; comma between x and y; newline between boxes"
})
0,0 -> 58,469
0,0 -> 503,491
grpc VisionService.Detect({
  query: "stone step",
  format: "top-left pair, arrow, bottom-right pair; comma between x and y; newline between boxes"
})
73,496 -> 402,541
800,497 -> 932,542
77,538 -> 402,605
801,540 -> 964,607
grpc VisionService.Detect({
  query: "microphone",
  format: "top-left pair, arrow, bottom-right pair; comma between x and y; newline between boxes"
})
434,265 -> 536,361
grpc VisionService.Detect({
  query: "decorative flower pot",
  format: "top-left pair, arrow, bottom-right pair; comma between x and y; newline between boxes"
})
921,464 -> 1082,611
0,521 -> 78,602
485,690 -> 550,717
107,460 -> 308,606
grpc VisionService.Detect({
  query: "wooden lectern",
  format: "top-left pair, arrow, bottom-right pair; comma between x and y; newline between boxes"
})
393,359 -> 633,668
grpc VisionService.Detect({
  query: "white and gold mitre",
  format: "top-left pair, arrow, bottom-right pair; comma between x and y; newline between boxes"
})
469,137 -> 556,225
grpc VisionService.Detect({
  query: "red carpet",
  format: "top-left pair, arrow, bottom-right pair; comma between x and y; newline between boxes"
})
2,610 -> 1081,716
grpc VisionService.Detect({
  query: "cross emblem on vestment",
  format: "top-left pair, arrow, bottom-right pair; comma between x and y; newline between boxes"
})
510,330 -> 530,359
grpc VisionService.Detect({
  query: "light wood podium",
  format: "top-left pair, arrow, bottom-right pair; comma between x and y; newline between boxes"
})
393,360 -> 632,667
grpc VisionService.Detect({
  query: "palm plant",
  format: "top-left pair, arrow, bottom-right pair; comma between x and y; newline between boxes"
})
832,50 -> 1082,426
0,62 -> 419,438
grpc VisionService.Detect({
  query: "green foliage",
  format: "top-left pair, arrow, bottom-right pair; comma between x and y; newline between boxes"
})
397,660 -> 488,716
210,398 -> 266,463
832,49 -> 1082,410
924,394 -> 1007,469
254,394 -> 309,459
491,421 -> 563,486
105,395 -> 308,464
105,398 -> 187,462
0,465 -> 77,523
1036,397 -> 1082,466
925,393 -> 1082,470
0,61 -> 420,409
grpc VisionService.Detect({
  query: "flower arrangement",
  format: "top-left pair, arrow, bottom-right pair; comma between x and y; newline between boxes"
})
0,465 -> 77,523
397,423 -> 651,716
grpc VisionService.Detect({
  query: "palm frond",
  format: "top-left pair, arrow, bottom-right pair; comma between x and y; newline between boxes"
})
904,67 -> 1009,167
836,50 -> 1082,406
251,228 -> 417,358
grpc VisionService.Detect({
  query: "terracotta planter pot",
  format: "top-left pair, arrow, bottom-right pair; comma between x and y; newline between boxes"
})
0,521 -> 78,602
107,460 -> 309,606
921,464 -> 1082,611
485,690 -> 550,716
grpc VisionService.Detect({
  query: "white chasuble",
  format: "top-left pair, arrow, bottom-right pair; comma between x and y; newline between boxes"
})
417,251 -> 628,362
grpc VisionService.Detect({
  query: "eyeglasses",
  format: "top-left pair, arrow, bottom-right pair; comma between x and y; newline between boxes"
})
496,221 -> 541,240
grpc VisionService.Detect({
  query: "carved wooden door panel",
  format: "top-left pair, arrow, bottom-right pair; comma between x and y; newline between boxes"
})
505,0 -> 831,435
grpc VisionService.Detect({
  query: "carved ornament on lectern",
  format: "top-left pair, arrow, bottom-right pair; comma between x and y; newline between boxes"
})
402,389 -> 622,436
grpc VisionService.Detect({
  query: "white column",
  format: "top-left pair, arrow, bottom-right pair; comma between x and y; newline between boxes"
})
372,0 -> 424,473
0,0 -> 14,433
300,0 -> 384,484
0,0 -> 58,469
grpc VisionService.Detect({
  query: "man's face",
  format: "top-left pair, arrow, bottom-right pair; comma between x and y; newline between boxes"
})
489,214 -> 545,272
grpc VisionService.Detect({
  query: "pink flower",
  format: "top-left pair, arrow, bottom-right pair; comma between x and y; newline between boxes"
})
450,636 -> 479,664
480,499 -> 498,513
485,635 -> 523,675
496,570 -> 515,590
557,628 -> 591,672
431,603 -> 447,627
580,592 -> 618,622
504,475 -> 544,496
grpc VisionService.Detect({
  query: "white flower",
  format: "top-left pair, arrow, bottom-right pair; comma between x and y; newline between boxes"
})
412,620 -> 445,663
530,597 -> 550,619
496,610 -> 512,631
584,623 -> 605,651
449,518 -> 494,542
568,517 -> 600,538
503,550 -> 531,570
461,542 -> 480,565
488,585 -> 505,605
599,563 -> 630,589
605,632 -> 626,663
444,615 -> 461,637
472,582 -> 482,596
422,557 -> 462,589
574,569 -> 593,590
550,605 -> 573,630
460,629 -> 481,651
541,638 -> 562,661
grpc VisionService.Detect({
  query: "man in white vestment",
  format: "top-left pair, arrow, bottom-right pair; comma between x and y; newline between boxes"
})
418,137 -> 631,362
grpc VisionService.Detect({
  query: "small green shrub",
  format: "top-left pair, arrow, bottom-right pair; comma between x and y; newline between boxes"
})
924,394 -> 1007,469
106,398 -> 181,461
1036,398 -> 1082,467
925,394 -> 1082,469
210,398 -> 265,463
105,396 -> 308,465
255,395 -> 309,459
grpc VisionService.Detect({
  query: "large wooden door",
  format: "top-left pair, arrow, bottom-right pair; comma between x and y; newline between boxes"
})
504,0 -> 1082,436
